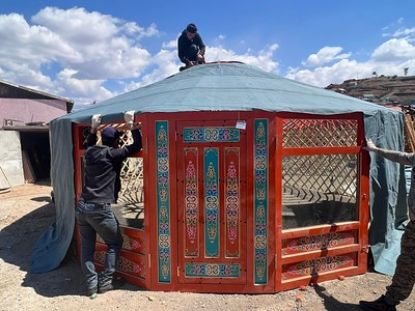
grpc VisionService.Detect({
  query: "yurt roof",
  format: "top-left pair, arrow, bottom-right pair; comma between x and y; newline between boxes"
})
59,62 -> 397,123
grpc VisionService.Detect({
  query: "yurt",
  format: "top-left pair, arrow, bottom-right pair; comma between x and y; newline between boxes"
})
32,62 -> 407,293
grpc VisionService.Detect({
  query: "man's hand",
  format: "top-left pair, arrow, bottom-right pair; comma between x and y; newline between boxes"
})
197,53 -> 205,63
91,114 -> 102,132
124,110 -> 135,129
364,138 -> 378,152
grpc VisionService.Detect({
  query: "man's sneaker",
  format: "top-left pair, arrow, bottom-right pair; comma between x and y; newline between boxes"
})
98,276 -> 126,294
359,295 -> 397,311
98,282 -> 114,294
86,287 -> 97,299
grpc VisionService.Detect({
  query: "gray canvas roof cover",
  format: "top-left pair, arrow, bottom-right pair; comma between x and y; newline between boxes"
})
32,62 -> 407,277
58,62 -> 394,122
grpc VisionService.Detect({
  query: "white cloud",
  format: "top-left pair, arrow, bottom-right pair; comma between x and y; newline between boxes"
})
287,59 -> 373,87
4,5 -> 415,111
32,7 -> 118,44
125,49 -> 180,90
286,27 -> 415,87
206,43 -> 279,72
382,18 -> 405,37
303,46 -> 351,67
392,27 -> 415,39
287,41 -> 415,87
0,13 -> 81,66
372,38 -> 415,61
31,7 -> 153,79
120,22 -> 159,39
56,69 -> 111,98
162,39 -> 177,49
49,69 -> 114,106
0,7 -> 159,107
0,62 -> 54,91
123,42 -> 280,93
0,6 -> 284,109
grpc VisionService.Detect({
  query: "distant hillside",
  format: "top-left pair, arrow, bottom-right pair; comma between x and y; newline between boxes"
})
326,75 -> 415,106
326,75 -> 415,151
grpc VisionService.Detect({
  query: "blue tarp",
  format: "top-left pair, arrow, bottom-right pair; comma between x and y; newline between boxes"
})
31,62 -> 407,276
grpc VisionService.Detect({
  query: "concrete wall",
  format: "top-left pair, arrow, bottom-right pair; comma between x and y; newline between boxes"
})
0,130 -> 24,188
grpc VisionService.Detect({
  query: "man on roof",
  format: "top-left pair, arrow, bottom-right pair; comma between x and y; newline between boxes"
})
178,23 -> 206,70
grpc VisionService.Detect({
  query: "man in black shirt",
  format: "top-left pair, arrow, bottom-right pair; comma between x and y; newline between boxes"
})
178,23 -> 206,70
76,115 -> 142,298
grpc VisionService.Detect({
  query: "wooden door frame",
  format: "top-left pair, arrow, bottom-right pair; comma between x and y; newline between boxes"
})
175,118 -> 248,285
274,112 -> 369,291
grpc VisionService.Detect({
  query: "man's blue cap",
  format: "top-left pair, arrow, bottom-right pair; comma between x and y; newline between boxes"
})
102,127 -> 120,140
186,23 -> 197,33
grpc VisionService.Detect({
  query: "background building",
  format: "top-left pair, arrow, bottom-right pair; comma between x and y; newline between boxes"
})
0,80 -> 73,190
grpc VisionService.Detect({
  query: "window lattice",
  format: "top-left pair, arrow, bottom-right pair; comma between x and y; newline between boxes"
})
282,154 -> 357,202
282,119 -> 358,148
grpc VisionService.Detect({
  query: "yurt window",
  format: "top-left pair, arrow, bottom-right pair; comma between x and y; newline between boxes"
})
280,117 -> 359,230
282,153 -> 358,229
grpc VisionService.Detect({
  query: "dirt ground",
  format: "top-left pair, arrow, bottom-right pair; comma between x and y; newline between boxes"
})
1,184 -> 415,311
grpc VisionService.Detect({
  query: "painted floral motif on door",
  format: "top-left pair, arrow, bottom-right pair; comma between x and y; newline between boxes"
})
177,122 -> 247,284
225,147 -> 240,258
184,148 -> 199,257
282,254 -> 357,280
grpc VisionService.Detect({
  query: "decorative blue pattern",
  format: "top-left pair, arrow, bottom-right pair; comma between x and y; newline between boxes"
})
185,263 -> 240,278
204,148 -> 220,257
156,121 -> 171,282
254,119 -> 268,284
183,127 -> 240,142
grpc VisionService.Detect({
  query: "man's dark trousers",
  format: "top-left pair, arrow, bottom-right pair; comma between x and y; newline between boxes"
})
76,200 -> 123,292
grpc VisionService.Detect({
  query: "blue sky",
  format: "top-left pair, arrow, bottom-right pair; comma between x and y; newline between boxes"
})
2,1 -> 415,108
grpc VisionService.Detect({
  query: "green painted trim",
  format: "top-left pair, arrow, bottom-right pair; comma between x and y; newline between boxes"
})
204,147 -> 220,257
254,119 -> 268,284
156,121 -> 171,282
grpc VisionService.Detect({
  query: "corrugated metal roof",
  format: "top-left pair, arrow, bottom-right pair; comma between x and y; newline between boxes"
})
0,79 -> 74,112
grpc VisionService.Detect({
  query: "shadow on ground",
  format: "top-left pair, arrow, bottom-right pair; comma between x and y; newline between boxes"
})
0,201 -> 139,298
313,284 -> 361,311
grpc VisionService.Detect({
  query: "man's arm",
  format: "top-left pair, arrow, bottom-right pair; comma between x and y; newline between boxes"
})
83,130 -> 97,148
110,128 -> 142,161
195,33 -> 205,55
178,35 -> 190,64
365,139 -> 415,166
126,128 -> 142,154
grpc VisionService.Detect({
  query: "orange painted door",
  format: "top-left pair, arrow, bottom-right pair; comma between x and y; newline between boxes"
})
176,120 -> 247,284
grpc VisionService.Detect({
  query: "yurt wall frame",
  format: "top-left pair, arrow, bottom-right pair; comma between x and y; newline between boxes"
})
72,110 -> 369,294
